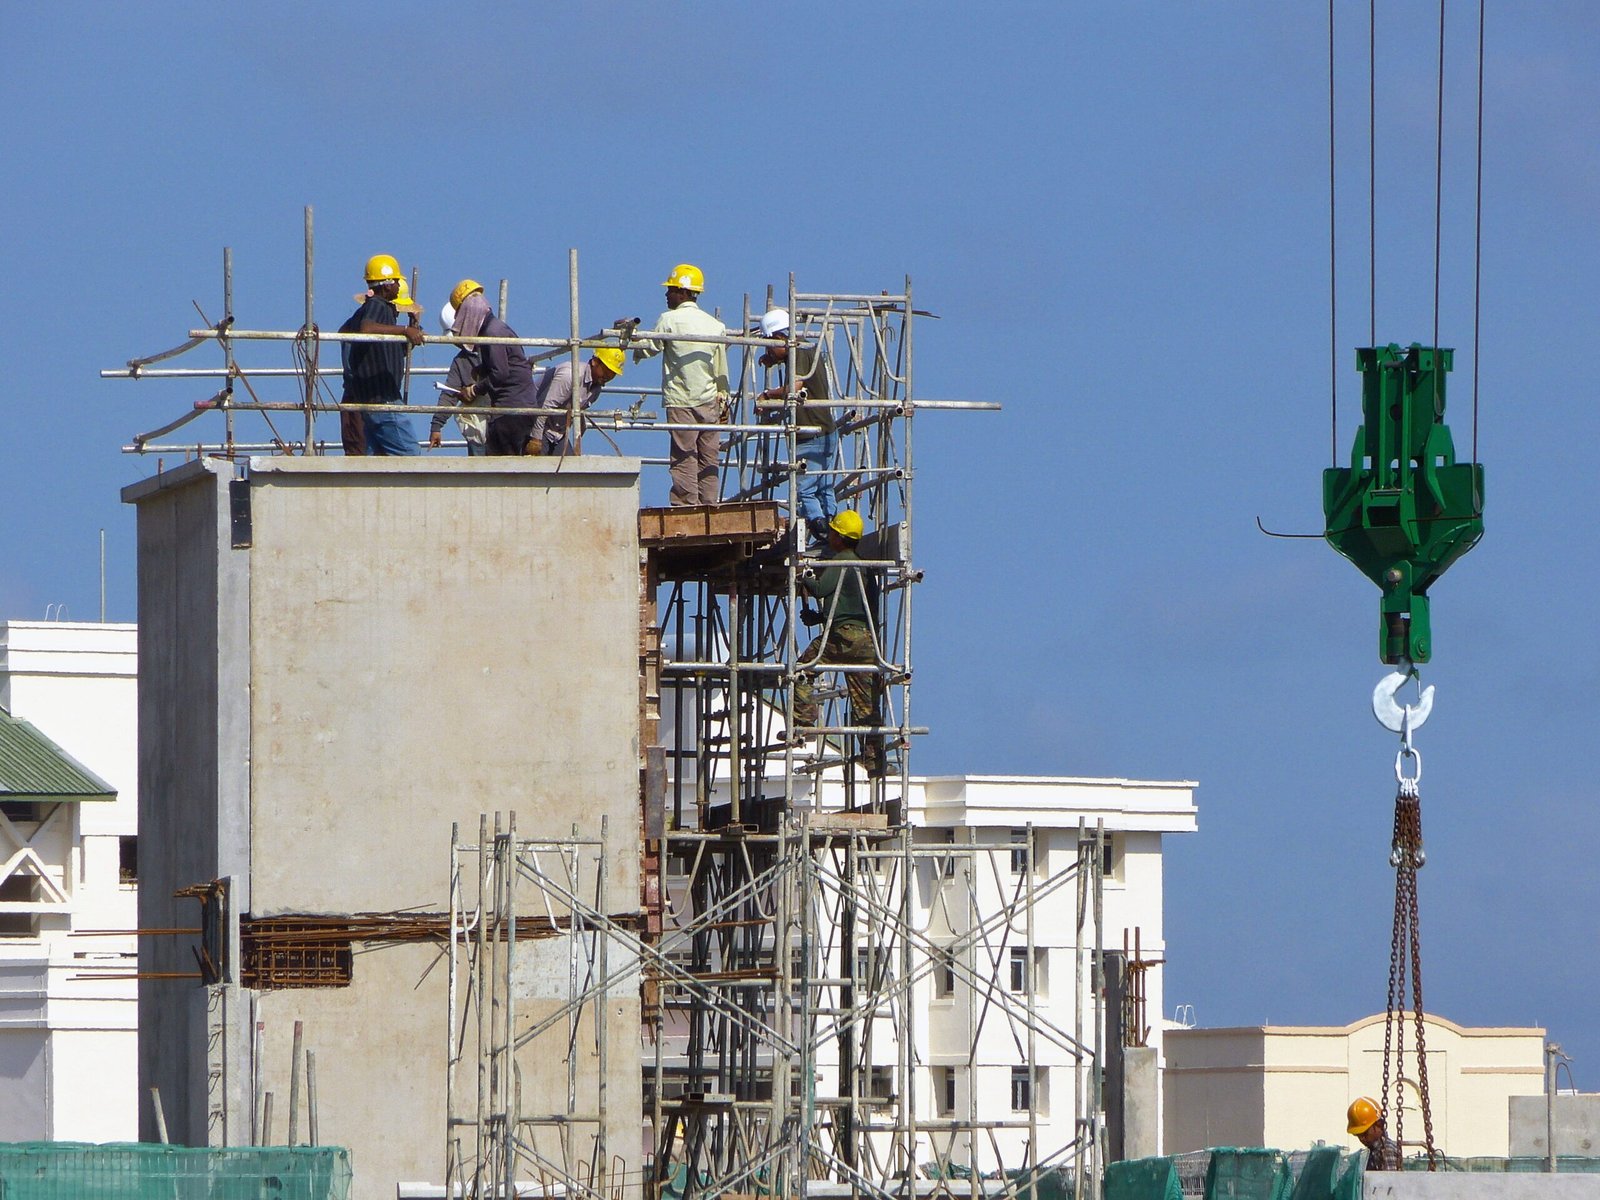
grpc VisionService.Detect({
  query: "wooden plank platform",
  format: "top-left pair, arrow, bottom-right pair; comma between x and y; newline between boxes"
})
639,501 -> 782,549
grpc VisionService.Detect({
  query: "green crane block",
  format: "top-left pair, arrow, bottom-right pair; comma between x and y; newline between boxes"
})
1323,343 -> 1484,664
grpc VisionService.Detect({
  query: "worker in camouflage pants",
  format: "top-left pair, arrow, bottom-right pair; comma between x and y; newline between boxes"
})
792,510 -> 886,777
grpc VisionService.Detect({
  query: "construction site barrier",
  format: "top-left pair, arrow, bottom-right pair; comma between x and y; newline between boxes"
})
1108,1148 -> 1362,1200
0,1143 -> 352,1199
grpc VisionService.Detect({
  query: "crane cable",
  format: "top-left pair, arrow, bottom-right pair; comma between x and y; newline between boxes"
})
1328,0 -> 1489,1169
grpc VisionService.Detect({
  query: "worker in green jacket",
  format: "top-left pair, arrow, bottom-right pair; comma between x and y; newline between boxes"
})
791,510 -> 886,777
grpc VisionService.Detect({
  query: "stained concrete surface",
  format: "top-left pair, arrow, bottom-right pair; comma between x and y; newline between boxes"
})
128,457 -> 645,1200
1510,1095 -> 1600,1159
1365,1175 -> 1600,1197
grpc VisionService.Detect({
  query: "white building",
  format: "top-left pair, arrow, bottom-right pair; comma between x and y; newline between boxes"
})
901,775 -> 1197,1165
657,719 -> 1199,1170
0,620 -> 139,1141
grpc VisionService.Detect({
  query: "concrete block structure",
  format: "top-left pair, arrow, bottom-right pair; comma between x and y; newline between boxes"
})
0,620 -> 139,1140
1509,1093 -> 1600,1158
125,457 -> 643,1200
1164,1013 -> 1546,1158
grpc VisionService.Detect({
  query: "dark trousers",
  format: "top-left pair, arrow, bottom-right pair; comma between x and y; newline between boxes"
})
486,414 -> 534,456
341,409 -> 367,455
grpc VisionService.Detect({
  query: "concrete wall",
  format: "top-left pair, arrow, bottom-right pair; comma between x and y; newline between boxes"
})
128,457 -> 644,1200
1123,1046 -> 1160,1160
1365,1176 -> 1600,1199
125,460 -> 253,1147
1509,1094 -> 1600,1158
243,457 -> 640,915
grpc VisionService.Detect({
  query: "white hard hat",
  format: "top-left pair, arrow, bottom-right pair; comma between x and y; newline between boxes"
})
439,301 -> 457,336
760,308 -> 790,338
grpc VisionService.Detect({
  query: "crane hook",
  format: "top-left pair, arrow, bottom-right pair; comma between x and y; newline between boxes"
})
1372,668 -> 1434,734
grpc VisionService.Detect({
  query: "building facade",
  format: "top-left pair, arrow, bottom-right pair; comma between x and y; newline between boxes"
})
654,746 -> 1199,1170
1164,1013 -> 1547,1157
901,775 -> 1196,1166
0,620 -> 139,1141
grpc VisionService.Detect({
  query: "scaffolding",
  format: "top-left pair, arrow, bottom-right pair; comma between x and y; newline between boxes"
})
103,210 -> 1104,1200
447,816 -> 1108,1200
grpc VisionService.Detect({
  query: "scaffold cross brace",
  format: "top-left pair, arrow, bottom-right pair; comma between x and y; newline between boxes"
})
1372,669 -> 1434,734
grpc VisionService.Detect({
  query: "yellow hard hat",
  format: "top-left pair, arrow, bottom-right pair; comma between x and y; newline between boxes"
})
365,254 -> 402,284
592,347 -> 625,377
450,278 -> 485,310
828,510 -> 864,541
393,277 -> 422,313
1347,1097 -> 1381,1136
661,263 -> 705,293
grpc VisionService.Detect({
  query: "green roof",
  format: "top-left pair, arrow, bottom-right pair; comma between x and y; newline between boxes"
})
0,709 -> 116,801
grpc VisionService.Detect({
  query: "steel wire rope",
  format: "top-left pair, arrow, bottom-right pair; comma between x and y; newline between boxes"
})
1329,0 -> 1340,465
1431,0 -> 1447,416
1471,0 -> 1486,469
1369,0 -> 1377,346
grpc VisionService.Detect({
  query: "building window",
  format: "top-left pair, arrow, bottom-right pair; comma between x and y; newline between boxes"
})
935,1066 -> 956,1116
1080,832 -> 1117,878
1010,1066 -> 1048,1114
1009,828 -> 1044,874
854,946 -> 891,988
119,836 -> 138,886
0,802 -> 41,824
0,875 -> 40,939
1010,1066 -> 1032,1111
868,1066 -> 894,1101
933,946 -> 955,998
932,828 -> 956,879
1008,947 -> 1048,996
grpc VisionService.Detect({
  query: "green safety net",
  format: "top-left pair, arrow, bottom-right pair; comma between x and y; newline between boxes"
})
1329,1154 -> 1362,1200
1203,1149 -> 1292,1200
1285,1147 -> 1339,1200
1108,1148 -> 1362,1200
1104,1156 -> 1182,1200
0,1143 -> 352,1200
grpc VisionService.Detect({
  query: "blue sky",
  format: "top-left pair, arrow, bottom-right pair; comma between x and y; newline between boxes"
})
3,4 -> 1597,1086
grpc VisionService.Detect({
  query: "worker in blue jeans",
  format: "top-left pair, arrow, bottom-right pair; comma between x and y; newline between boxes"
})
758,308 -> 837,544
339,253 -> 425,455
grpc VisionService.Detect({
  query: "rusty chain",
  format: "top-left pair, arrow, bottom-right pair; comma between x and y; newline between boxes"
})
1382,744 -> 1439,1169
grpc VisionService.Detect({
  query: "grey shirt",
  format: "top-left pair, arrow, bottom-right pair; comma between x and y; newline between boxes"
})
431,349 -> 486,441
529,360 -> 603,449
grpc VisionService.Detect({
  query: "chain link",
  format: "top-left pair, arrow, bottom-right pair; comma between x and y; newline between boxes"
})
1383,777 -> 1438,1168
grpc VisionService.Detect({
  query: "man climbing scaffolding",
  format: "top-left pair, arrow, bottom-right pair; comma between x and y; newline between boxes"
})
791,509 -> 886,778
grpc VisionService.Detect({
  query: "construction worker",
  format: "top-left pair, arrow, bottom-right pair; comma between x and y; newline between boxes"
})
757,308 -> 838,544
448,281 -> 539,456
1347,1097 -> 1401,1171
393,276 -> 423,319
339,254 -> 425,456
528,348 -> 626,457
427,284 -> 489,455
791,510 -> 886,777
633,264 -> 729,504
